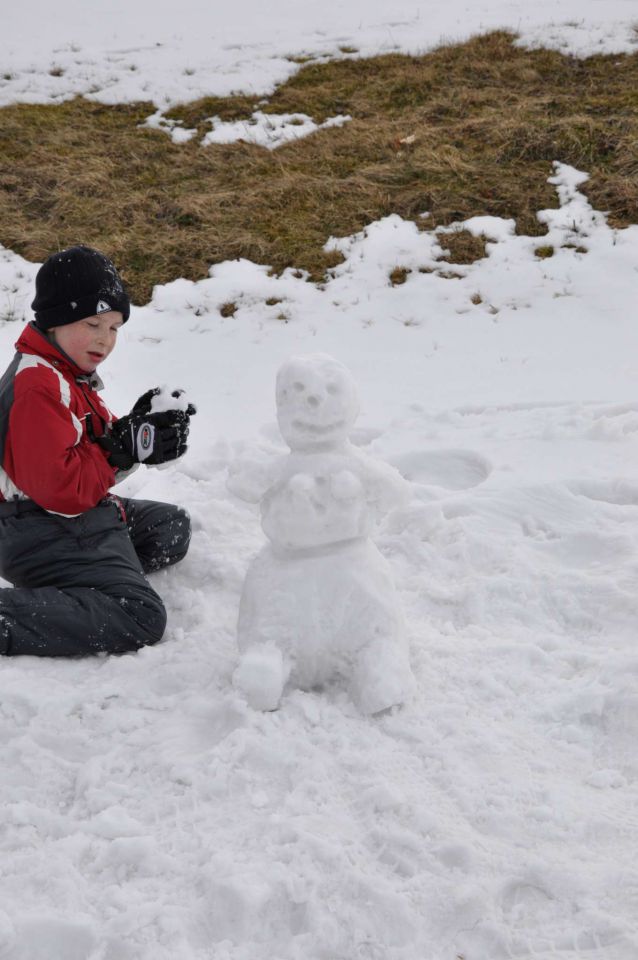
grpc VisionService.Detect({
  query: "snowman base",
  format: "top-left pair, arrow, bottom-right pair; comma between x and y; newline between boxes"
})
235,538 -> 413,714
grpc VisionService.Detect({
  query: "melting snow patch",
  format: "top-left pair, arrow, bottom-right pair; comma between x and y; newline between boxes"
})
141,109 -> 197,144
201,110 -> 351,149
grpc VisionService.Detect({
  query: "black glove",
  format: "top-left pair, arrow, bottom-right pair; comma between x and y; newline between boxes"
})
98,390 -> 195,469
129,387 -> 161,417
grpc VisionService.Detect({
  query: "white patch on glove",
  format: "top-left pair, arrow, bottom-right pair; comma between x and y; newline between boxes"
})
133,422 -> 156,462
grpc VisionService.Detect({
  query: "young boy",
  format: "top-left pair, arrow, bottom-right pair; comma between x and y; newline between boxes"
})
0,245 -> 194,657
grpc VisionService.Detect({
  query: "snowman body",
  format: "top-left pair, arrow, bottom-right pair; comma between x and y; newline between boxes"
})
231,355 -> 414,714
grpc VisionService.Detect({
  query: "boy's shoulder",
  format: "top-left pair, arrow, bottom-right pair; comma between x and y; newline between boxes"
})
12,323 -> 77,395
15,352 -> 68,386
16,322 -> 64,367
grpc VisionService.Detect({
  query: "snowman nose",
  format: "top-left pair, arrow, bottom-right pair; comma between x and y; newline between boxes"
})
307,394 -> 320,407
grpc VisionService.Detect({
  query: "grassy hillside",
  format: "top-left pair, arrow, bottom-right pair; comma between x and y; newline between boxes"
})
0,31 -> 636,301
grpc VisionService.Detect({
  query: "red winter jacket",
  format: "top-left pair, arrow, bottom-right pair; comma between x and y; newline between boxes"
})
0,322 -> 118,515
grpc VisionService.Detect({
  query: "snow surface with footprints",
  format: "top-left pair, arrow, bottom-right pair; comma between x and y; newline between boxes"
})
2,3 -> 638,955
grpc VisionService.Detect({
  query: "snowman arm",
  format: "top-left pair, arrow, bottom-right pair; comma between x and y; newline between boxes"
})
227,457 -> 280,503
358,454 -> 412,515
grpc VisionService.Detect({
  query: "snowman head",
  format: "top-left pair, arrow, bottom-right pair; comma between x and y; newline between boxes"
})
276,354 -> 359,451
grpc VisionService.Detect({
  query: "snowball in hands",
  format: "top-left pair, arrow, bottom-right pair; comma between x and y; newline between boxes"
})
149,385 -> 193,414
229,354 -> 415,714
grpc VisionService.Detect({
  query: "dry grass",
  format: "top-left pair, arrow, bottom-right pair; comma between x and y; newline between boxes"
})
389,267 -> 411,286
219,301 -> 237,318
436,229 -> 488,264
1,31 -> 638,301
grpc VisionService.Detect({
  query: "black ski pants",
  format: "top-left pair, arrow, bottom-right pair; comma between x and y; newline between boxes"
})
0,496 -> 190,657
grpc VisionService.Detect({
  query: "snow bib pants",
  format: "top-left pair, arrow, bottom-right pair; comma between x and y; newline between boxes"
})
0,496 -> 190,657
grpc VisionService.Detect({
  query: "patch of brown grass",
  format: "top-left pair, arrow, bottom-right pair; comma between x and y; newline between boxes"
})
436,229 -> 487,264
1,31 -> 638,301
389,266 -> 411,286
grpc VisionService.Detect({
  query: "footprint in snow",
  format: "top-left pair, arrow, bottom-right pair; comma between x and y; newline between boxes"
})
499,878 -> 624,956
568,479 -> 638,507
389,448 -> 492,490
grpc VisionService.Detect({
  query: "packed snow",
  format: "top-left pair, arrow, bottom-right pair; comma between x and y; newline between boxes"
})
2,1 -> 638,958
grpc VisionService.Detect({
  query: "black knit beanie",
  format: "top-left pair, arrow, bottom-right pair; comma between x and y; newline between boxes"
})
31,245 -> 130,330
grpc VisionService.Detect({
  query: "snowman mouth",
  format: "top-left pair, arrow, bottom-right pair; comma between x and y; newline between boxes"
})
292,418 -> 345,436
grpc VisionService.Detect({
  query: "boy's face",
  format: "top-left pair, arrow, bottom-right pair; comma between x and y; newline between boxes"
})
49,311 -> 124,373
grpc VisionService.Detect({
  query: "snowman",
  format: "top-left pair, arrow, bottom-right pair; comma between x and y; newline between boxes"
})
228,354 -> 415,714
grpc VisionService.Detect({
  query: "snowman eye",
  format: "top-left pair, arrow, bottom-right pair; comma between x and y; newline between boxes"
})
326,383 -> 339,395
293,382 -> 305,392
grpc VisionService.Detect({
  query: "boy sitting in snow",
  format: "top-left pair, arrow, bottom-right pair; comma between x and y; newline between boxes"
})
0,245 -> 195,657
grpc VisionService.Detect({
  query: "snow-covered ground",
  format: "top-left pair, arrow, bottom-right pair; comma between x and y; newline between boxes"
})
2,0 -> 638,109
2,3 -> 638,959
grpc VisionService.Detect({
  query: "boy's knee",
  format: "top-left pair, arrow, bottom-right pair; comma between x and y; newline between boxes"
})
153,504 -> 191,570
133,502 -> 192,572
111,585 -> 167,652
139,590 -> 168,646
170,506 -> 191,564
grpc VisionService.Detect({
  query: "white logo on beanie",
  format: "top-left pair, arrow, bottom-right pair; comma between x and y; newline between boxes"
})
96,300 -> 112,314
